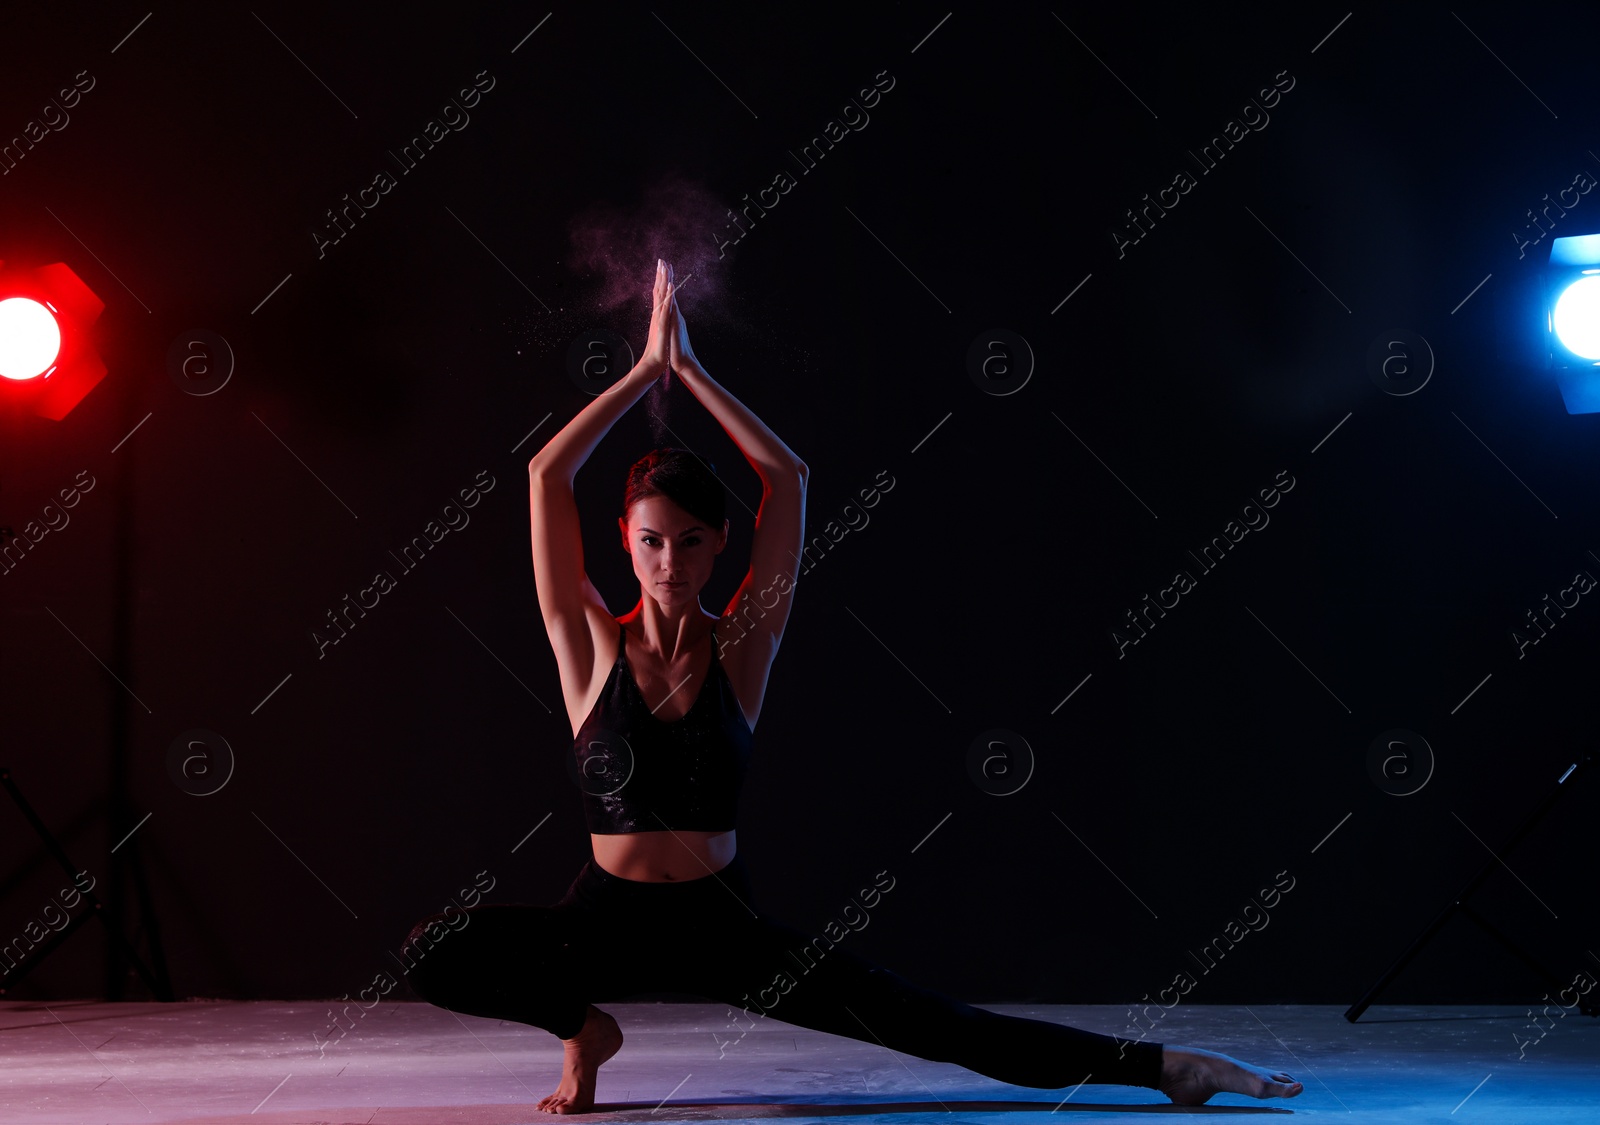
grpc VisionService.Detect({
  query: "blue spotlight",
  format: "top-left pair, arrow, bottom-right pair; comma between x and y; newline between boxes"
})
1547,233 -> 1600,413
1552,274 -> 1600,358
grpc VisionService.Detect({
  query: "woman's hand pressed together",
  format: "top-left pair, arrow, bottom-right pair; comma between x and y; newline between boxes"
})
663,261 -> 698,373
639,257 -> 676,377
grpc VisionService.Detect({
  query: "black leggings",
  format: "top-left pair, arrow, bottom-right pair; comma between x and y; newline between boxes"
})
400,852 -> 1164,1091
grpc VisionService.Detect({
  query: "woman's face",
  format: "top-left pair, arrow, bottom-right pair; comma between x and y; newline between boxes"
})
620,495 -> 728,604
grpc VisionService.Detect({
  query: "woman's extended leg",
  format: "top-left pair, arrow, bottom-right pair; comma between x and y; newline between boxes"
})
624,855 -> 1157,1090
668,858 -> 1301,1105
694,912 -> 1164,1090
697,922 -> 1302,1102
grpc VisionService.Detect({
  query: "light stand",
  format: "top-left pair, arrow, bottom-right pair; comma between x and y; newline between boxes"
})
1346,752 -> 1596,1021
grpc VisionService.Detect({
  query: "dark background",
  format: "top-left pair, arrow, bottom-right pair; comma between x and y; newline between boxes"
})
0,2 -> 1595,1011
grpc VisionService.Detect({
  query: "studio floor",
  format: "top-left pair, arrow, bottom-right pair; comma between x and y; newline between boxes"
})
0,1000 -> 1594,1124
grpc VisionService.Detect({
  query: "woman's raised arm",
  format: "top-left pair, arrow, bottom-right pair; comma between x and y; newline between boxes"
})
527,260 -> 675,703
663,262 -> 807,485
529,259 -> 674,484
660,263 -> 808,670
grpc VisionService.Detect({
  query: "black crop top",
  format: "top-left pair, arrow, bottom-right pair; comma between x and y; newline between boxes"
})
572,620 -> 753,834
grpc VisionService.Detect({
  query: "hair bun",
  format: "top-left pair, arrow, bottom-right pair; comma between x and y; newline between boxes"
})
622,447 -> 727,531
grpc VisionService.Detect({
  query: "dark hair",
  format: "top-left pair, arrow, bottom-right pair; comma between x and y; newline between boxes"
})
622,447 -> 726,534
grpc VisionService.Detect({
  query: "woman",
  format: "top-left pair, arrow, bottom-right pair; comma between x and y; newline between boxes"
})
402,259 -> 1304,1114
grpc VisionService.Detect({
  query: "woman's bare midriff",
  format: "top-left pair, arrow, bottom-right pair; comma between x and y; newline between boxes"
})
590,828 -> 736,882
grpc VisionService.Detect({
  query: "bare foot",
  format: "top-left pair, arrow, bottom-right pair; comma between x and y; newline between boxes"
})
1158,1045 -> 1304,1106
536,1005 -> 624,1115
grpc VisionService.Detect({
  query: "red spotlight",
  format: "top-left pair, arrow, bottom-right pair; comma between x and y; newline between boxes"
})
0,260 -> 107,421
0,297 -> 61,378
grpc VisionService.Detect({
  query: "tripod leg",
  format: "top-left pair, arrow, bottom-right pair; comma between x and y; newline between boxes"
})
122,841 -> 174,1000
1,770 -> 171,1001
1345,754 -> 1593,1023
1460,903 -> 1597,1017
1344,901 -> 1460,1022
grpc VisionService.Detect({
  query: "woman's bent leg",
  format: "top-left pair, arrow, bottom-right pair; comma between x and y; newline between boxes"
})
400,902 -> 591,1039
399,863 -> 640,1041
